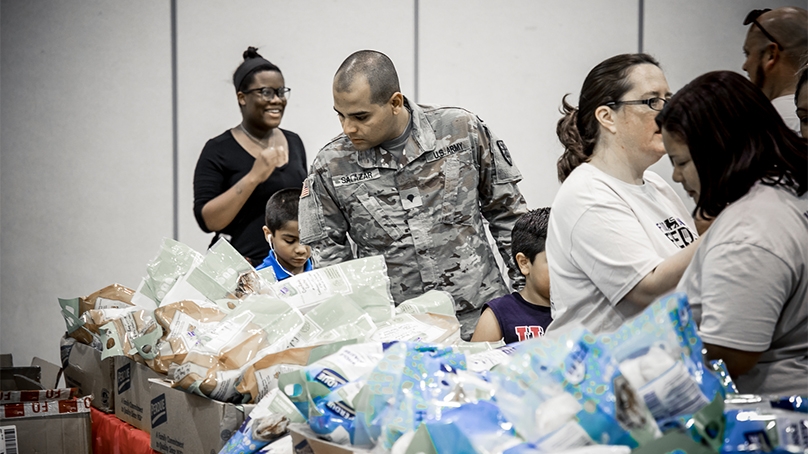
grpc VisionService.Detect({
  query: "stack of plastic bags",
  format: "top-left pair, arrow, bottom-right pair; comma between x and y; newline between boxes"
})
268,292 -> 807,454
57,236 -> 464,404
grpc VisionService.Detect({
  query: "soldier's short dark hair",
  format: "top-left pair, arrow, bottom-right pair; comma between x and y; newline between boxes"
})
512,208 -> 551,264
265,188 -> 302,232
334,50 -> 401,105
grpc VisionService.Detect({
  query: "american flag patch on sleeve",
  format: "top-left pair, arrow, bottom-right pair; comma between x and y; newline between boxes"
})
300,178 -> 310,198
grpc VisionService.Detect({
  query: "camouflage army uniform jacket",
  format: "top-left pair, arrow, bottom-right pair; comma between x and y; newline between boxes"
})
299,99 -> 527,321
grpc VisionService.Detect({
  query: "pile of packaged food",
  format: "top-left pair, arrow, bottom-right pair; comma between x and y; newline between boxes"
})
57,238 -> 807,454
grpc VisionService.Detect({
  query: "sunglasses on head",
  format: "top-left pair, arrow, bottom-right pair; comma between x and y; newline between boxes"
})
743,9 -> 784,51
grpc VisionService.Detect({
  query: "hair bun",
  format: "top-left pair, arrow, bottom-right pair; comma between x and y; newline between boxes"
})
243,46 -> 263,60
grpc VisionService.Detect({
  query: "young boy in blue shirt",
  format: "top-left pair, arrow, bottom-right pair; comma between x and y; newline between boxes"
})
471,208 -> 552,343
256,188 -> 313,280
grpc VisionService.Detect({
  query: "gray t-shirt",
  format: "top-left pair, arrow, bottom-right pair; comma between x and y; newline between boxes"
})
677,183 -> 808,395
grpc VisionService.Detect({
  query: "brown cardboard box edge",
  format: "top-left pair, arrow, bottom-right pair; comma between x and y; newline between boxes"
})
63,341 -> 115,412
1,412 -> 92,454
113,356 -> 165,433
148,378 -> 255,454
0,356 -> 91,454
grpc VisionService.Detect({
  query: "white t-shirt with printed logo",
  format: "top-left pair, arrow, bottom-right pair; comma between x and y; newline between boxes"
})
547,163 -> 697,334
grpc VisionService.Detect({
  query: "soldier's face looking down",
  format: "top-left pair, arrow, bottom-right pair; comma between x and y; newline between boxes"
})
333,75 -> 406,151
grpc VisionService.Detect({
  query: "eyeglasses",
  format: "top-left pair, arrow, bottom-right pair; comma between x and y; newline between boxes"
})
743,9 -> 784,51
605,97 -> 669,112
242,86 -> 291,101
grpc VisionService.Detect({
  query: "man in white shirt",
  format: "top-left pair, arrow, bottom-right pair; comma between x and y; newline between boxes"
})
742,6 -> 807,132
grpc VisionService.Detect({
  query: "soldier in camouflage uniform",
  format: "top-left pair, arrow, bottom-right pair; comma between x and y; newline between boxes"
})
298,50 -> 527,339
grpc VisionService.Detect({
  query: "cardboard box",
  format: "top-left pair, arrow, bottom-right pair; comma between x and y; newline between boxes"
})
63,341 -> 115,412
1,409 -> 92,454
0,356 -> 92,454
149,378 -> 254,454
114,356 -> 165,432
289,425 -> 373,454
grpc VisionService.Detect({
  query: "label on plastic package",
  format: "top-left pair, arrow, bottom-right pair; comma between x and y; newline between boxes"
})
255,365 -> 301,402
210,369 -> 242,402
97,307 -> 137,320
197,311 -> 254,355
638,361 -> 709,419
467,348 -> 514,372
536,420 -> 593,451
273,267 -> 351,311
166,311 -> 218,351
95,297 -> 130,310
120,313 -> 139,340
317,343 -> 384,382
370,314 -> 445,342
173,362 -> 209,382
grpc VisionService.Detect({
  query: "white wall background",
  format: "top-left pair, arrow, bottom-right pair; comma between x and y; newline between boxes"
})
1,0 -> 802,366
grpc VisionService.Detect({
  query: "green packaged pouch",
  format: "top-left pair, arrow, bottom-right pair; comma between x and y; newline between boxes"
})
395,290 -> 456,317
271,256 -> 394,324
136,238 -> 204,308
288,295 -> 377,348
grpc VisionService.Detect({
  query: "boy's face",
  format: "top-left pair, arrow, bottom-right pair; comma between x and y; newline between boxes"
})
263,221 -> 311,273
517,251 -> 550,299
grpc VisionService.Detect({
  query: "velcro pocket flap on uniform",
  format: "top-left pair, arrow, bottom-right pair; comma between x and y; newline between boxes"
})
353,184 -> 405,241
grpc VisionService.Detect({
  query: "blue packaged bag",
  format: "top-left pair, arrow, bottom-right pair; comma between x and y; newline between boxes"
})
599,292 -> 724,421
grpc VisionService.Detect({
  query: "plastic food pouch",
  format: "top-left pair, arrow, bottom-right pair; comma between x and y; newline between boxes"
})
370,313 -> 460,345
722,408 -> 808,453
136,299 -> 228,374
271,256 -> 394,323
160,237 -> 262,311
59,284 -> 135,345
414,400 -> 522,454
237,344 -> 327,404
352,342 -> 467,450
175,294 -> 305,402
395,290 -> 456,317
81,306 -> 140,338
489,347 -> 595,452
287,295 -> 376,348
493,328 -> 661,449
218,388 -> 304,454
465,344 -> 516,372
453,339 -> 506,355
133,238 -> 203,308
599,292 -> 723,421
97,307 -> 158,361
279,343 -> 385,421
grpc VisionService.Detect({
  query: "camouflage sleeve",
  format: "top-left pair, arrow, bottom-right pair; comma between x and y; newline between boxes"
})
474,116 -> 528,288
297,164 -> 355,268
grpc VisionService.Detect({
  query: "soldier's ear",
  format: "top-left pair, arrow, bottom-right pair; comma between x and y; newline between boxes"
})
389,92 -> 404,114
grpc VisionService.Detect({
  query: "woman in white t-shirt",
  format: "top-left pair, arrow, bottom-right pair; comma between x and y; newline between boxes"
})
658,71 -> 807,395
547,54 -> 700,334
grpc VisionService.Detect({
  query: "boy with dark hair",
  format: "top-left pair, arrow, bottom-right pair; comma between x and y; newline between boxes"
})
256,187 -> 313,280
471,208 -> 552,343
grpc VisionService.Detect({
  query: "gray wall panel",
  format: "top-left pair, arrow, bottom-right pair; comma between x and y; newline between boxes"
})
0,1 -> 172,364
419,0 -> 639,210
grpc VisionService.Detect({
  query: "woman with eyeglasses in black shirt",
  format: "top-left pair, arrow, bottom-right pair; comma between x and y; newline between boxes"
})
193,47 -> 307,266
